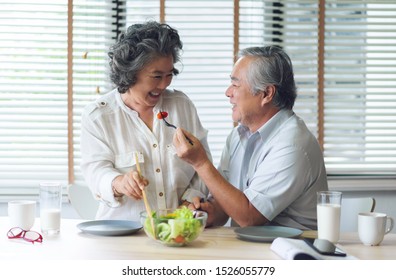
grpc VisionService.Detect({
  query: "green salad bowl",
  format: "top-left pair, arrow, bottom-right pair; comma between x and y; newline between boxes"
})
140,207 -> 207,246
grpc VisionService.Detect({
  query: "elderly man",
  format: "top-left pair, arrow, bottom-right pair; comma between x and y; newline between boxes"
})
173,45 -> 328,230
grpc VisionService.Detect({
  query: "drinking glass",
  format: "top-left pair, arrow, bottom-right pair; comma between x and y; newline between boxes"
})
39,182 -> 62,235
317,191 -> 342,243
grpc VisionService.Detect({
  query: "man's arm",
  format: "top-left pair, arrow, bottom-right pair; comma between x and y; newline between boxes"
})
173,128 -> 268,227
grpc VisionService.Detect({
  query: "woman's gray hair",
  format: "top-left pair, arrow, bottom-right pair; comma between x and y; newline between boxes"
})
108,21 -> 183,93
238,46 -> 297,110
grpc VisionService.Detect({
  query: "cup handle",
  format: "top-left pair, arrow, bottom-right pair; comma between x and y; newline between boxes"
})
385,217 -> 394,234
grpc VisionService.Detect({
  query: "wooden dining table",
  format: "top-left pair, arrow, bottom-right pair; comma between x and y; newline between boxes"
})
1,217 -> 396,260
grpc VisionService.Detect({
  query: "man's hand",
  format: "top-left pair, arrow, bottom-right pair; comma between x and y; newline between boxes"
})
173,128 -> 209,169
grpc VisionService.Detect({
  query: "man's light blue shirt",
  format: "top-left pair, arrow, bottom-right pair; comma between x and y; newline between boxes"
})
218,109 -> 328,230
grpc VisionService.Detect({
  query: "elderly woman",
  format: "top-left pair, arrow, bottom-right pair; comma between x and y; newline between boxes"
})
80,21 -> 211,221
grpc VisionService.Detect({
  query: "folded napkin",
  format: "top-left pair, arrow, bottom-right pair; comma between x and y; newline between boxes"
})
270,237 -> 357,260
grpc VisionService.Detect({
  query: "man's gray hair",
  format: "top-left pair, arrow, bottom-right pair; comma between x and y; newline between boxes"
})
238,46 -> 297,110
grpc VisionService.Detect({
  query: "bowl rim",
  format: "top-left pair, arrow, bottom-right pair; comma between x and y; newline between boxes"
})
140,208 -> 208,219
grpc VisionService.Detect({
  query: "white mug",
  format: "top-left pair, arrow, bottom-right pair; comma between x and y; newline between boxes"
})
358,212 -> 394,246
8,200 -> 37,230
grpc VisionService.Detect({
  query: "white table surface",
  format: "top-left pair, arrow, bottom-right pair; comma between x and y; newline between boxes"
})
1,217 -> 396,260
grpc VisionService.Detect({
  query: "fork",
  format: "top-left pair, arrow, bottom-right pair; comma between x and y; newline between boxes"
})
158,111 -> 193,145
161,115 -> 177,129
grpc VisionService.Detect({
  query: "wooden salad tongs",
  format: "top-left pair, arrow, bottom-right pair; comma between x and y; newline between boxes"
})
134,152 -> 156,239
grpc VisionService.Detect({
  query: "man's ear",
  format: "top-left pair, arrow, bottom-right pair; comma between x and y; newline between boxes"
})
260,85 -> 276,104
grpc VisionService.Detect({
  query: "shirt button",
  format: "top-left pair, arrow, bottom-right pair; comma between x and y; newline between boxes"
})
156,168 -> 160,173
159,192 -> 164,197
153,144 -> 157,148
99,101 -> 107,106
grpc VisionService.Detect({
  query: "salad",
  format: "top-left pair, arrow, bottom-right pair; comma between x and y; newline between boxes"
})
142,207 -> 206,246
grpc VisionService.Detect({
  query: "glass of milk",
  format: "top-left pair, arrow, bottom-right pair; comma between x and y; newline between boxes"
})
39,182 -> 62,235
317,191 -> 342,243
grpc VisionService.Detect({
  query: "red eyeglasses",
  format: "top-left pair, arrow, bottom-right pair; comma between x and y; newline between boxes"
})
7,227 -> 43,244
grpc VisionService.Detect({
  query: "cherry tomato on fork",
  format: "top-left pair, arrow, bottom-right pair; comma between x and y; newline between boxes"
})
157,111 -> 168,119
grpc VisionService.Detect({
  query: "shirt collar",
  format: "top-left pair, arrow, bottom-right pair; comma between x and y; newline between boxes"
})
237,109 -> 294,143
114,89 -> 165,116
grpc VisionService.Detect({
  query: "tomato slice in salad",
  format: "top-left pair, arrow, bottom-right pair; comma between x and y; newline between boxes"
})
174,235 -> 185,243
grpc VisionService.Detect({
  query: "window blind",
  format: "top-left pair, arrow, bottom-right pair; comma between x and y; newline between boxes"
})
1,0 -> 395,200
0,0 -> 118,199
164,0 -> 235,164
72,0 -> 119,186
0,1 -> 69,198
121,0 -> 235,165
239,0 -> 396,175
323,1 -> 396,174
239,0 -> 320,136
120,0 -> 396,176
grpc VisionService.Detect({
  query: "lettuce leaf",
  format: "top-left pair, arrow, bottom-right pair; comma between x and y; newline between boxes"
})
148,207 -> 203,244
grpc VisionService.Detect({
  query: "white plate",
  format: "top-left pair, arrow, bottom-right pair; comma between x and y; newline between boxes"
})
234,226 -> 303,242
77,220 -> 142,236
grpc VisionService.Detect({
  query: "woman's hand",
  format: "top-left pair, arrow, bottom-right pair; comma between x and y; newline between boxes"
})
112,170 -> 149,200
186,196 -> 216,227
186,196 -> 204,210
